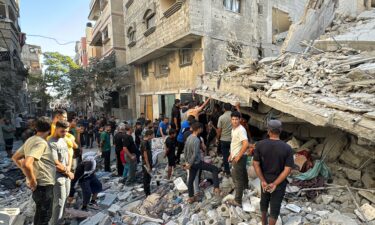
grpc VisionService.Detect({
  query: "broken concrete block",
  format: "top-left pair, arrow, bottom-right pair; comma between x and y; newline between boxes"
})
285,204 -> 301,213
107,204 -> 121,215
315,210 -> 330,217
358,190 -> 375,204
79,212 -> 107,225
64,208 -> 93,219
229,206 -> 241,224
362,172 -> 375,189
250,196 -> 260,211
0,208 -> 20,225
217,205 -> 230,217
354,203 -> 375,222
100,193 -> 117,207
342,167 -> 361,181
339,150 -> 364,168
321,195 -> 334,205
299,139 -> 318,151
319,212 -> 358,225
174,177 -> 188,192
242,200 -> 255,213
117,191 -> 131,201
284,216 -> 302,225
287,137 -> 301,150
249,178 -> 261,195
323,132 -> 348,162
222,194 -> 235,204
98,215 -> 111,225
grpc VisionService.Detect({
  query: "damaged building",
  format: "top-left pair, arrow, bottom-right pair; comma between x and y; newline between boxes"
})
0,0 -> 27,118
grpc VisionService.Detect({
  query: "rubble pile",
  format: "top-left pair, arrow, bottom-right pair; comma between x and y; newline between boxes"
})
203,47 -> 375,115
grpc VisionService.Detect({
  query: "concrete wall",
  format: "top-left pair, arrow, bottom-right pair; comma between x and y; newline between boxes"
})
336,0 -> 369,16
257,0 -> 308,57
124,0 -> 192,64
134,40 -> 202,117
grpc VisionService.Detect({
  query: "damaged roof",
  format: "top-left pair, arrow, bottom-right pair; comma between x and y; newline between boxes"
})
197,47 -> 375,143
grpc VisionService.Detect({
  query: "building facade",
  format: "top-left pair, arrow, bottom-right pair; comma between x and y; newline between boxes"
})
124,0 -> 253,120
123,0 -> 310,120
21,44 -> 43,116
0,0 -> 27,118
88,0 -> 135,120
74,37 -> 88,68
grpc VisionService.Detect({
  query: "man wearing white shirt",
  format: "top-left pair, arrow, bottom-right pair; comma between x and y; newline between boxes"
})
15,114 -> 23,140
229,111 -> 249,206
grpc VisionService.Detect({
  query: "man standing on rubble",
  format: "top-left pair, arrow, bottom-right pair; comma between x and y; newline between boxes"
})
229,111 -> 249,206
12,117 -> 55,225
253,120 -> 294,225
123,125 -> 138,184
49,121 -> 75,225
184,122 -> 221,204
100,125 -> 112,172
217,103 -> 233,175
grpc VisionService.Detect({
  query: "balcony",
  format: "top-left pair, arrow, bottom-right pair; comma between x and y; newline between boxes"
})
88,0 -> 108,21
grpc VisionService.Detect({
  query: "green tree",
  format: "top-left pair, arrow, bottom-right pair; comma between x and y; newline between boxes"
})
43,52 -> 79,99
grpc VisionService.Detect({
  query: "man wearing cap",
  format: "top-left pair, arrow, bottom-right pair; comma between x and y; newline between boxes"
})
253,120 -> 294,225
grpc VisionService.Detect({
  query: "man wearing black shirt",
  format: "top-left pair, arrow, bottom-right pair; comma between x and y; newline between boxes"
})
140,130 -> 154,196
165,129 -> 177,179
113,126 -> 126,176
123,125 -> 137,184
134,122 -> 142,147
137,113 -> 146,127
253,120 -> 294,225
171,99 -> 181,131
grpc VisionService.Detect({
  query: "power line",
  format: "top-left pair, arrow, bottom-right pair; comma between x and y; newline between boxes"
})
27,34 -> 77,45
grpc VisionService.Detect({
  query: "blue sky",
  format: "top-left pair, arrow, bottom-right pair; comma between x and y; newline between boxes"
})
20,0 -> 91,58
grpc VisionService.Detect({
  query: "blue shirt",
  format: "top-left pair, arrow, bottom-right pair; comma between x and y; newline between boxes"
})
157,122 -> 169,137
177,120 -> 190,143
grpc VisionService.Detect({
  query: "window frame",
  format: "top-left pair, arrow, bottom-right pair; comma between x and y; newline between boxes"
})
223,0 -> 241,13
141,63 -> 149,78
102,26 -> 110,44
179,45 -> 193,67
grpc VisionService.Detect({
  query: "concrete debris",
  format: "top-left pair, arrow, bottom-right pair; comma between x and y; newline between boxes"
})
319,212 -> 359,225
79,212 -> 107,225
100,193 -> 117,207
285,204 -> 301,213
174,177 -> 188,192
354,203 -> 375,222
358,191 -> 375,204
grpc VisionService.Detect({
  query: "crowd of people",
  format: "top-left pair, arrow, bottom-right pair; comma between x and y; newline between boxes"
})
6,96 -> 293,225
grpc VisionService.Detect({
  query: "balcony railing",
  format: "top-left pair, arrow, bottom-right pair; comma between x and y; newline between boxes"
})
163,0 -> 185,18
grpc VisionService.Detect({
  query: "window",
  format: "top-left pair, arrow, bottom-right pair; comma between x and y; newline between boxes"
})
0,4 -> 6,19
128,27 -> 136,42
156,58 -> 169,77
141,63 -> 149,78
143,9 -> 156,37
258,3 -> 263,15
179,45 -> 193,67
102,27 -> 109,43
120,95 -> 128,109
224,0 -> 240,13
144,9 -> 156,29
158,64 -> 169,76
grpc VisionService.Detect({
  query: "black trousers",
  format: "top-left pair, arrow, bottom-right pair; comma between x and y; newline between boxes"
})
102,151 -> 111,172
143,166 -> 152,196
115,148 -> 124,176
260,182 -> 287,219
86,134 -> 94,148
206,127 -> 217,149
188,161 -> 219,197
32,185 -> 54,225
221,141 -> 231,174
232,156 -> 248,204
176,142 -> 184,164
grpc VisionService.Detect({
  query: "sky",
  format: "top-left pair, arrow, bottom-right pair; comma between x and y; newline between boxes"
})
20,0 -> 91,58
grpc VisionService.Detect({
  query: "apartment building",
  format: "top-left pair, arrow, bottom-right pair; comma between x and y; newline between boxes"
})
123,0 -> 309,120
74,38 -> 88,68
0,0 -> 27,118
88,0 -> 135,120
21,44 -> 43,116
